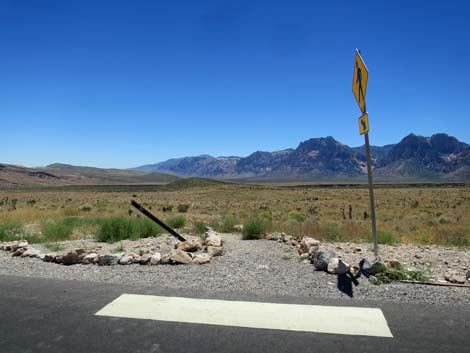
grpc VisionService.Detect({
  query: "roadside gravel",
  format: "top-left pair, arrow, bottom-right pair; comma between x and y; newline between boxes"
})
1,233 -> 469,305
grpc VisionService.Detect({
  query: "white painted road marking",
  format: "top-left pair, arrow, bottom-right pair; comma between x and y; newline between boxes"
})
96,294 -> 393,337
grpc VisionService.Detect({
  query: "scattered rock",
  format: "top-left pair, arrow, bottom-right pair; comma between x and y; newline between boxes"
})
387,259 -> 401,268
169,249 -> 192,264
299,253 -> 310,261
43,253 -> 56,262
17,240 -> 29,249
150,253 -> 162,265
352,247 -> 362,253
204,232 -> 222,247
160,253 -> 171,264
62,251 -> 80,266
192,253 -> 211,265
139,248 -> 151,256
265,233 -> 282,241
300,237 -> 321,253
445,273 -> 466,284
118,254 -> 134,265
176,237 -> 203,252
234,224 -> 243,232
75,249 -> 86,256
82,253 -> 99,265
139,253 -> 152,265
360,257 -> 386,275
12,247 -> 27,257
207,246 -> 223,257
327,258 -> 351,275
98,254 -> 122,266
312,249 -> 337,271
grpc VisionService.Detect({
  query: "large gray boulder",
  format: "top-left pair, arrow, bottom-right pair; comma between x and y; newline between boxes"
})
312,249 -> 336,271
360,257 -> 386,275
98,254 -> 122,266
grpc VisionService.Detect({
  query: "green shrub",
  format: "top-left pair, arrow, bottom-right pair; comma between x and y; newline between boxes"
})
242,219 -> 267,240
0,220 -> 25,242
177,204 -> 190,213
97,217 -> 164,243
288,210 -> 307,223
447,235 -> 470,247
193,220 -> 207,235
372,230 -> 400,245
319,223 -> 348,242
166,215 -> 186,229
41,218 -> 75,242
217,216 -> 236,233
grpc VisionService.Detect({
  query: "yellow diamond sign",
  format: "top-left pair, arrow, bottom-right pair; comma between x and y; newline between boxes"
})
358,112 -> 369,135
352,50 -> 368,114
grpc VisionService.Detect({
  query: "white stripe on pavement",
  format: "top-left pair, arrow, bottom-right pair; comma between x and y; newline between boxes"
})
95,294 -> 393,338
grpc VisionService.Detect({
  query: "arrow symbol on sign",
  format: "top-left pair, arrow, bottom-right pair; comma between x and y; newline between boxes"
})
361,118 -> 367,131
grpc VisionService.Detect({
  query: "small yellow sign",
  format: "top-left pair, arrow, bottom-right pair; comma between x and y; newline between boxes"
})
352,50 -> 368,114
358,113 -> 369,135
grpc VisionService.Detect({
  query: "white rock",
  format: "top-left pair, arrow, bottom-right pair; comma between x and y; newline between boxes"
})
169,249 -> 192,264
82,253 -> 99,264
192,253 -> 211,265
327,258 -> 351,275
139,253 -> 152,265
300,237 -> 321,253
176,237 -> 203,252
204,232 -> 222,247
207,246 -> 223,257
150,253 -> 162,265
119,254 -> 134,265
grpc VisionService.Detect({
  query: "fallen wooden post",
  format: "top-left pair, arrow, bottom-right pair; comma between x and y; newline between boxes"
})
131,200 -> 186,242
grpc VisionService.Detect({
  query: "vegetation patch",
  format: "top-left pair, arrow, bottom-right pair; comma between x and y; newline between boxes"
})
242,219 -> 268,240
370,265 -> 430,285
166,215 -> 186,229
97,217 -> 164,243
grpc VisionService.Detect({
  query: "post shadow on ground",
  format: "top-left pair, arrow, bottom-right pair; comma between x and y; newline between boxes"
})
337,271 -> 361,297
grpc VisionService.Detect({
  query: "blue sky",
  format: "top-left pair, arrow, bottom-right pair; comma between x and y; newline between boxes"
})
1,0 -> 469,168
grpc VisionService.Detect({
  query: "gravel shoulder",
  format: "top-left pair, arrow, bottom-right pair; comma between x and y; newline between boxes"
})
1,233 -> 469,305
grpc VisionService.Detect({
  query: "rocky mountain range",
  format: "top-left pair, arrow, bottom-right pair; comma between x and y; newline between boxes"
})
135,133 -> 470,181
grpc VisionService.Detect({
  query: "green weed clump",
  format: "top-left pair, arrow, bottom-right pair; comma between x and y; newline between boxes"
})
242,219 -> 268,240
166,215 -> 186,229
373,230 -> 400,245
446,235 -> 470,247
0,220 -> 25,242
216,216 -> 236,233
97,217 -> 164,243
177,204 -> 190,213
370,265 -> 429,285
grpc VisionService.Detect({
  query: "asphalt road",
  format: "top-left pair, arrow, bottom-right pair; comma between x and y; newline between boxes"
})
0,274 -> 469,353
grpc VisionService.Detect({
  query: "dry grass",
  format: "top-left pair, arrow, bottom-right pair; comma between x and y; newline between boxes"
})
0,183 -> 469,245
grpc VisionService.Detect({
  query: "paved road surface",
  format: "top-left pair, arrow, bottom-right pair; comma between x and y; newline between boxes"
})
0,274 -> 468,353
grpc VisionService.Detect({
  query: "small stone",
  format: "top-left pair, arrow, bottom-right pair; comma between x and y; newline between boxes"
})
387,259 -> 401,268
207,246 -> 223,257
160,253 -> 171,264
150,253 -> 162,265
258,264 -> 269,270
234,224 -> 243,232
414,254 -> 423,259
119,254 -> 134,265
299,253 -> 310,261
12,247 -> 27,257
17,240 -> 29,248
176,237 -> 203,252
169,249 -> 192,264
139,253 -> 152,265
139,248 -> 151,256
265,233 -> 282,241
98,254 -> 122,266
204,232 -> 222,247
445,273 -> 466,284
192,253 -> 211,264
75,249 -> 86,256
62,251 -> 80,266
300,237 -> 321,253
352,247 -> 362,253
43,253 -> 57,262
82,253 -> 99,264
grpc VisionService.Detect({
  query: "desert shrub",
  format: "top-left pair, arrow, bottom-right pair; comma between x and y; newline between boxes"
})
319,223 -> 348,242
446,235 -> 470,247
166,215 -> 186,229
288,210 -> 307,223
242,219 -> 267,240
78,204 -> 93,212
97,217 -> 164,243
258,210 -> 273,221
41,218 -> 76,242
177,204 -> 190,213
193,220 -> 207,235
162,205 -> 173,212
217,216 -> 236,233
63,207 -> 79,216
372,231 -> 400,245
0,220 -> 25,242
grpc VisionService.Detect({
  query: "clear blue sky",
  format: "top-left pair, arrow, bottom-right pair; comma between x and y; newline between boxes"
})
1,0 -> 469,168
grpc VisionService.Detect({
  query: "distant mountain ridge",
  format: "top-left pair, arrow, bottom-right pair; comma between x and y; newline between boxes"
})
135,133 -> 470,181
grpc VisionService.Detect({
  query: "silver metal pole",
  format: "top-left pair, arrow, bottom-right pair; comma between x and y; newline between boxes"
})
364,131 -> 378,256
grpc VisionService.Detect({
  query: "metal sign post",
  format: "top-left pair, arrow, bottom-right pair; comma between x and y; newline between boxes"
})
352,49 -> 378,256
131,200 -> 186,242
